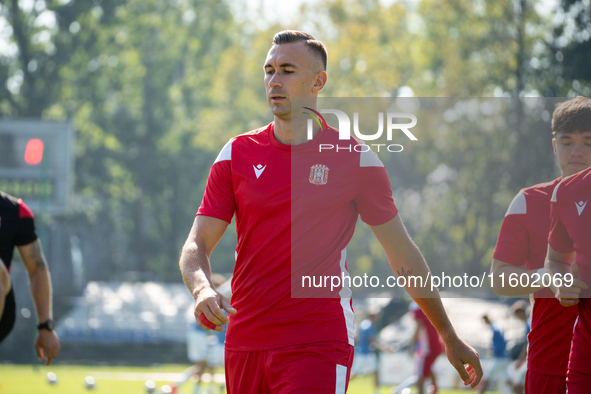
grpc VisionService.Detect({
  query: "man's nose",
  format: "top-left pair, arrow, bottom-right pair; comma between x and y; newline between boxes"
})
268,73 -> 282,88
571,141 -> 585,156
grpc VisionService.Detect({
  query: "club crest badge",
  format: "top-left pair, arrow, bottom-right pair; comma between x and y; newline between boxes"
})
309,164 -> 329,185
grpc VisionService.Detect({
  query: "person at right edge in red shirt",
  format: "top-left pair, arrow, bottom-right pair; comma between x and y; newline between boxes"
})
491,96 -> 591,393
546,102 -> 591,392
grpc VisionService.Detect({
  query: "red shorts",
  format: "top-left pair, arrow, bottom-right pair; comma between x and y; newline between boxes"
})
416,350 -> 441,378
525,370 -> 566,394
566,369 -> 591,394
225,341 -> 354,394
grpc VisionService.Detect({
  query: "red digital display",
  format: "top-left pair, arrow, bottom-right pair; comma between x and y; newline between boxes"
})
24,138 -> 44,165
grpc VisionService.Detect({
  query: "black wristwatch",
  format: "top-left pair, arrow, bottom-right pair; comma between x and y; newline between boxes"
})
37,319 -> 55,331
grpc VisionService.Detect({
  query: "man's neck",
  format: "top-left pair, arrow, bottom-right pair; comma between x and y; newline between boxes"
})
274,116 -> 320,145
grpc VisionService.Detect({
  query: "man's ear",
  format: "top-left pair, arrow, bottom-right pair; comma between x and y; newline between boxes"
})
312,71 -> 327,93
552,137 -> 557,157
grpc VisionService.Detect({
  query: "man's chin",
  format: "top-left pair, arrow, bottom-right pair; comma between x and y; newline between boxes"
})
271,106 -> 291,120
565,164 -> 590,177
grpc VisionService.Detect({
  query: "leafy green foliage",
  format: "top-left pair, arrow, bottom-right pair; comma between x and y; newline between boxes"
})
0,0 -> 584,283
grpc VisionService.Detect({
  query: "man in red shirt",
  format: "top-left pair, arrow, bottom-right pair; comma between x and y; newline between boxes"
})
409,302 -> 443,394
179,30 -> 482,393
491,96 -> 591,393
547,166 -> 591,390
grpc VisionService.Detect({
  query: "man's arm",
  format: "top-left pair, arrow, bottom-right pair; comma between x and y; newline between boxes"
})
545,245 -> 587,307
408,319 -> 420,356
0,258 -> 11,317
515,340 -> 528,368
17,240 -> 60,365
369,214 -> 482,388
179,215 -> 236,332
490,259 -> 543,296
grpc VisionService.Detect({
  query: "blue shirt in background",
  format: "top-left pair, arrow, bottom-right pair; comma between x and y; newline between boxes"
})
357,319 -> 376,355
491,323 -> 507,358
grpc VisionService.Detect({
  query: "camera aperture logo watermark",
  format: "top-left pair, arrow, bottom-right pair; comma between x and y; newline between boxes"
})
303,107 -> 418,152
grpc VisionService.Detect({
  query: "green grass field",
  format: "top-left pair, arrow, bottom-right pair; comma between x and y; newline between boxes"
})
0,364 -> 497,394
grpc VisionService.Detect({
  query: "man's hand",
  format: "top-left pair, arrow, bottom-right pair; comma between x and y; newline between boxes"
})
34,330 -> 60,366
180,216 -> 235,331
194,286 -> 236,332
556,262 -> 588,307
370,217 -> 482,386
444,336 -> 483,388
17,240 -> 60,365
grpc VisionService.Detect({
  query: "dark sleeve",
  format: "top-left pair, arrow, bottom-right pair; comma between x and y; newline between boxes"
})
14,200 -> 37,246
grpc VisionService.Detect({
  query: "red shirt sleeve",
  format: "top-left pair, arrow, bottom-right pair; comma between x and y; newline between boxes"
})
493,213 -> 529,266
548,200 -> 574,254
197,159 -> 235,224
355,165 -> 398,226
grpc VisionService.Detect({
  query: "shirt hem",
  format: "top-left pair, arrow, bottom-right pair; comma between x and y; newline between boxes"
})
527,365 -> 567,378
225,338 -> 350,352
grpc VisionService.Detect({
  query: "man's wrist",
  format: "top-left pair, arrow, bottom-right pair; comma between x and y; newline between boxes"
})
439,328 -> 459,345
192,283 -> 215,300
37,319 -> 55,331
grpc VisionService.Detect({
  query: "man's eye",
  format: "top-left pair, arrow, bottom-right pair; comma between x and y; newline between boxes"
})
266,70 -> 273,75
284,70 -> 294,74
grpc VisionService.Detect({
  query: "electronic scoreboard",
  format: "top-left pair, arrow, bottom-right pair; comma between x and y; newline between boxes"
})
0,120 -> 75,216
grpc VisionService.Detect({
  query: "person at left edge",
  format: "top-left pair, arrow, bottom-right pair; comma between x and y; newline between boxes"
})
0,191 -> 60,365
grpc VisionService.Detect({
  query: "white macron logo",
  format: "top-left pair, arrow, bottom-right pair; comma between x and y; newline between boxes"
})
576,201 -> 587,216
253,164 -> 266,179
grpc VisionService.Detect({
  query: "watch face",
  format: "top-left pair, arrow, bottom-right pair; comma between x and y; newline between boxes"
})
38,320 -> 55,330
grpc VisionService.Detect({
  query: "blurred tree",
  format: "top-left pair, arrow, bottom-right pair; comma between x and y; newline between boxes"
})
413,0 -> 548,96
545,0 -> 591,96
0,0 -> 574,287
0,0 -> 101,116
0,0 -> 254,279
297,0 -> 559,282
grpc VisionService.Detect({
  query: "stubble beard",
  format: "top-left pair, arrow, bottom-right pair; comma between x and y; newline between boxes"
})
271,103 -> 292,121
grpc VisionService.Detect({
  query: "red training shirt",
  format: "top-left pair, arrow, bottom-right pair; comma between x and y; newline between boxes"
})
411,304 -> 443,355
548,166 -> 591,375
197,122 -> 398,351
493,179 -> 578,377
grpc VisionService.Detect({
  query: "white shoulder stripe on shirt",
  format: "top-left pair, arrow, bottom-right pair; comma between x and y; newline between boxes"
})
214,140 -> 232,163
551,181 -> 562,203
360,146 -> 384,167
505,190 -> 527,216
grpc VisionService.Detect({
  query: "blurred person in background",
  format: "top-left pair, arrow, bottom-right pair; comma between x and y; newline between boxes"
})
479,314 -> 509,394
0,191 -> 60,365
490,96 -> 591,393
173,274 -> 228,394
409,301 -> 444,394
350,311 -> 382,394
506,300 -> 530,394
393,302 -> 444,394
